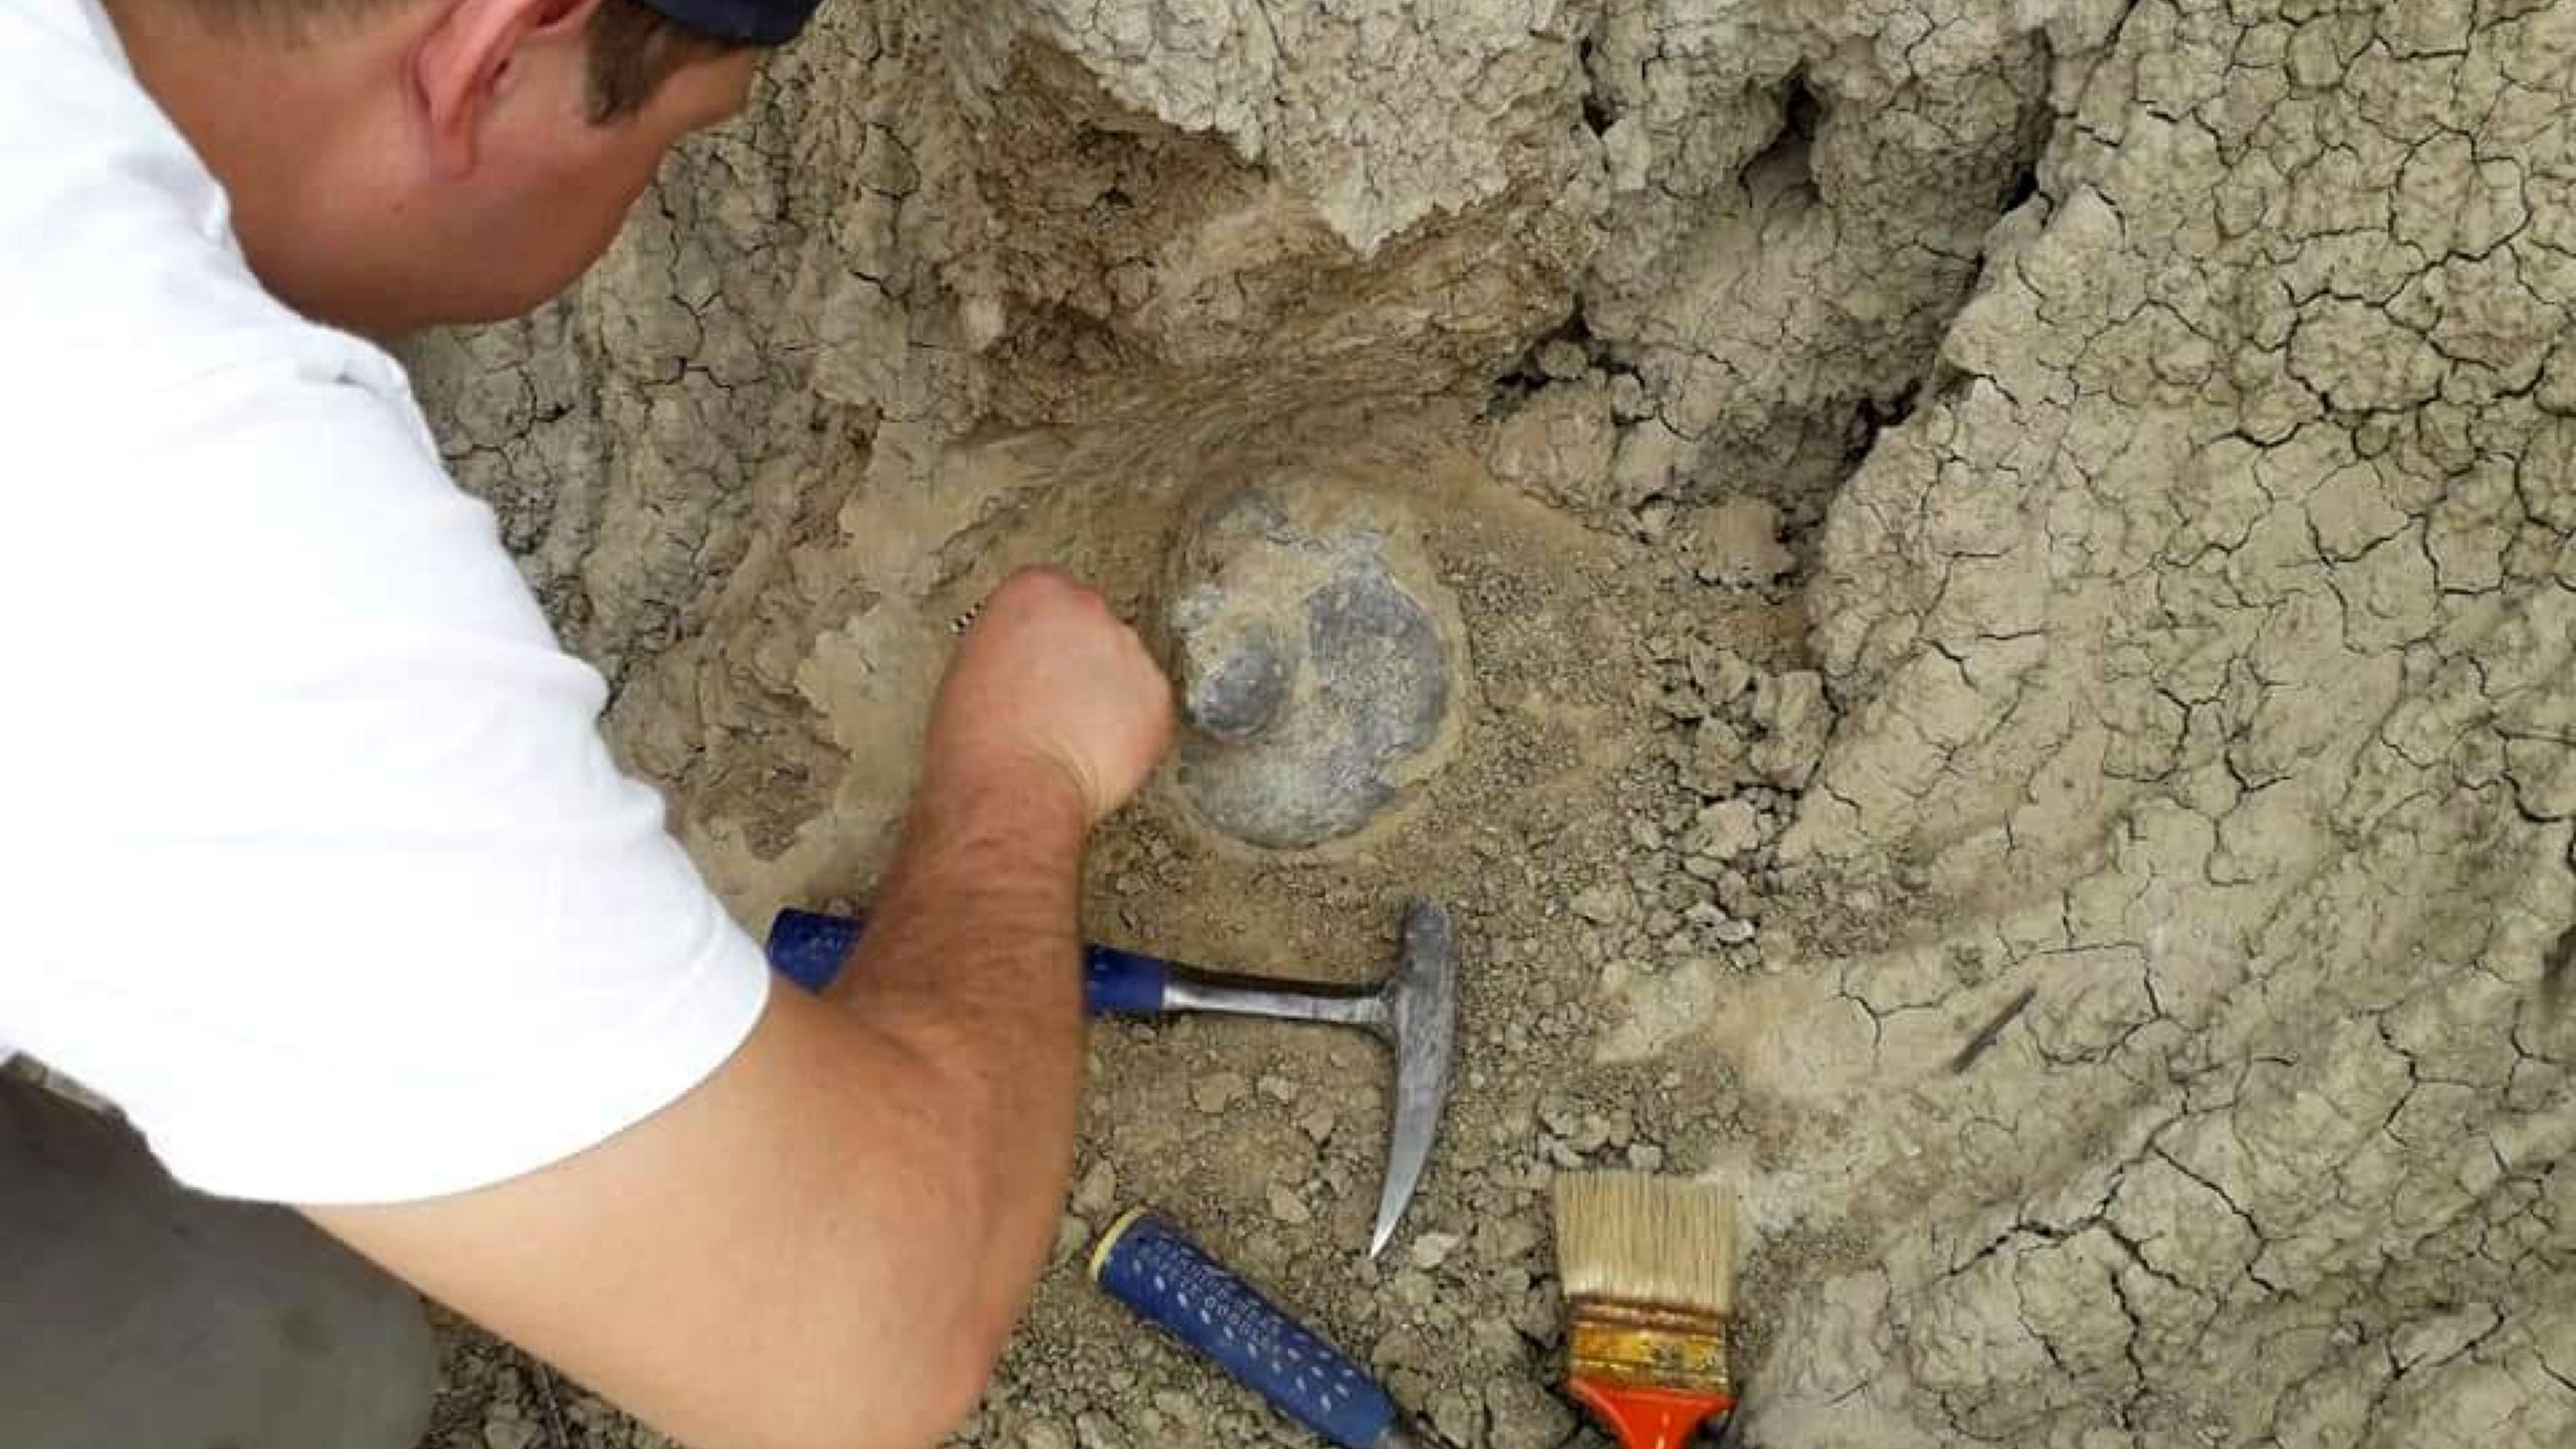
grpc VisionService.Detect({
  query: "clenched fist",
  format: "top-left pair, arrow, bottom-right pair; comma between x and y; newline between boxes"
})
922,569 -> 1175,828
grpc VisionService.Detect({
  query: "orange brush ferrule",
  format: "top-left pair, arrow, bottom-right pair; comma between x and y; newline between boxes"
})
1564,1299 -> 1734,1449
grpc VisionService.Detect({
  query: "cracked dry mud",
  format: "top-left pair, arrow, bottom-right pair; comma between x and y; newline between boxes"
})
408,1 -> 2576,1446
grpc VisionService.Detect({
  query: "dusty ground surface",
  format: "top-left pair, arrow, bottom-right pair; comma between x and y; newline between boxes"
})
410,0 -> 2576,1445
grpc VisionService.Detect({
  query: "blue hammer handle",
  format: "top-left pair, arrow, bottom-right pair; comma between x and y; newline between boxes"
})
1089,1210 -> 1414,1449
765,907 -> 1170,1014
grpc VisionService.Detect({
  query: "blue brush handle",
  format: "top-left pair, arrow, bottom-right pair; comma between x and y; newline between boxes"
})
1089,1211 -> 1403,1449
765,908 -> 1172,1015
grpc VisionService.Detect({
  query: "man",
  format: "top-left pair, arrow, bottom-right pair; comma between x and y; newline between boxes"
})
0,0 -> 1174,1442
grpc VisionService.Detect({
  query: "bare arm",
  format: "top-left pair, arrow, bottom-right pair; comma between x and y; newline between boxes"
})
306,570 -> 1172,1449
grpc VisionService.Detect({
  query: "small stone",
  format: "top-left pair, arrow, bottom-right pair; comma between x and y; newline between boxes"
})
1688,719 -> 1749,795
1469,1317 -> 1527,1363
1072,1160 -> 1119,1218
1257,1073 -> 1300,1104
1693,495 -> 1796,588
1020,1424 -> 1075,1449
1749,670 -> 1831,790
1053,1213 -> 1092,1263
1538,340 -> 1591,380
1267,1184 -> 1313,1225
482,1420 -> 539,1449
1074,1410 -> 1128,1449
1568,883 -> 1631,925
1193,1072 -> 1248,1114
1486,1378 -> 1578,1449
1688,644 -> 1756,710
1609,371 -> 1650,420
1430,1386 -> 1487,1447
1477,1215 -> 1547,1263
1409,1231 -> 1465,1270
1656,686 -> 1708,721
1536,1093 -> 1583,1136
1151,1391 -> 1205,1429
1376,1326 -> 1436,1371
1716,870 -> 1761,916
1626,1143 -> 1667,1172
1689,799 -> 1764,860
1712,918 -> 1758,946
1511,1278 -> 1564,1345
1389,1367 -> 1441,1415
1298,1104 -> 1339,1142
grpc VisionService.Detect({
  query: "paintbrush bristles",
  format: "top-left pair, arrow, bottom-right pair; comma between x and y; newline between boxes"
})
1552,1170 -> 1737,1314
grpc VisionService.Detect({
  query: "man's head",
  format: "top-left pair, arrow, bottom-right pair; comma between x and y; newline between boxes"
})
108,0 -> 798,335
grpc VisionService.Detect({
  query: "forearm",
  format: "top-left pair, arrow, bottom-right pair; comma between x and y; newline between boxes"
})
303,762 -> 1100,1449
301,570 -> 1165,1449
824,753 -> 1093,1325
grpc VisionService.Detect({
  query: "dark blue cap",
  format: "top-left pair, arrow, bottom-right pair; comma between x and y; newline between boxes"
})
637,0 -> 821,46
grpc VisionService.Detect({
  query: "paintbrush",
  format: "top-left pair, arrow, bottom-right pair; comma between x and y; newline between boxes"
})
1550,1170 -> 1739,1449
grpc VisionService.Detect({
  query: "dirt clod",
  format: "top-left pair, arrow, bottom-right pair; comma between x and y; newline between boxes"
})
1189,1073 -> 1246,1115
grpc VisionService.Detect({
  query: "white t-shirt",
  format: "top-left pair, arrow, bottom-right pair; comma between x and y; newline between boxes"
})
0,0 -> 773,1204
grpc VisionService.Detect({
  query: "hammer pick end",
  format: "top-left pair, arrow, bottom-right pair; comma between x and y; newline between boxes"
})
1368,900 -> 1457,1257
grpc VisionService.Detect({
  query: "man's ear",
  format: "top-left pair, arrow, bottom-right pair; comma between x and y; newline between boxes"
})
412,0 -> 605,177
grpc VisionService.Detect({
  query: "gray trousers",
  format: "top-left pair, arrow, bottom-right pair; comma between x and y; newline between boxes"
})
0,1073 -> 437,1449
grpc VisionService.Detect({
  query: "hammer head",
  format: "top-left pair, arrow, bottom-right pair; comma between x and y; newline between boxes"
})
1370,900 -> 1458,1258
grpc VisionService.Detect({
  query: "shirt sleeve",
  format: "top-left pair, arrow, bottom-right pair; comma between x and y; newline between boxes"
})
6,350 -> 774,1206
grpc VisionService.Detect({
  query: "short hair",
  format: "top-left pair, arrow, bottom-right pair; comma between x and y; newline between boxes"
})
585,0 -> 741,122
183,0 -> 734,123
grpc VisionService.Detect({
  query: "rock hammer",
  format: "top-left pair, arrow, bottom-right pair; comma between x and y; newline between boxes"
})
765,901 -> 1459,1257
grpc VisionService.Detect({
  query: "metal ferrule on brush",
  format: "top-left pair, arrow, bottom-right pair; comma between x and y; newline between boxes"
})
1565,1298 -> 1733,1398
